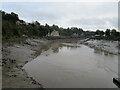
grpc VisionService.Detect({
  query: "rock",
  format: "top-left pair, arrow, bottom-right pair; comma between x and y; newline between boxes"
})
13,75 -> 17,77
11,59 -> 16,63
25,61 -> 28,64
16,64 -> 23,69
8,67 -> 10,69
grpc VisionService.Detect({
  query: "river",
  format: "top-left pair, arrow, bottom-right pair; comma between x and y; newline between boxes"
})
23,41 -> 118,88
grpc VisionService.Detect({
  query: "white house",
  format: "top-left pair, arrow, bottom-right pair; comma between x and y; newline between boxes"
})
73,33 -> 79,36
47,30 -> 59,36
16,21 -> 26,25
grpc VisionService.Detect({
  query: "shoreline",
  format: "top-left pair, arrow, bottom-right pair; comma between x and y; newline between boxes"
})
2,38 -> 80,88
2,38 -> 119,88
2,38 -> 50,88
80,39 -> 120,55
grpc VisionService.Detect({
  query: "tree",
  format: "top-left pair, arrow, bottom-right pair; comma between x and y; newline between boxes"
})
52,24 -> 59,31
96,30 -> 104,36
111,29 -> 117,37
34,21 -> 40,26
105,29 -> 110,37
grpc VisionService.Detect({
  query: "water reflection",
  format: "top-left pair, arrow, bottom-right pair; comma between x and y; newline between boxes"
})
94,48 -> 115,57
24,42 -> 118,88
50,43 -> 81,54
61,43 -> 81,50
52,47 -> 59,53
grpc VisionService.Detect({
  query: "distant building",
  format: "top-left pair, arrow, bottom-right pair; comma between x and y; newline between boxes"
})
81,33 -> 84,36
47,33 -> 51,36
22,34 -> 28,38
16,20 -> 26,25
95,35 -> 100,36
16,21 -> 22,25
73,33 -> 79,36
47,30 -> 59,36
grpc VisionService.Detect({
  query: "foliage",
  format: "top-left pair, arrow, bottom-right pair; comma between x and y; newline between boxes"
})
96,30 -> 104,36
92,29 -> 120,41
1,10 -> 120,41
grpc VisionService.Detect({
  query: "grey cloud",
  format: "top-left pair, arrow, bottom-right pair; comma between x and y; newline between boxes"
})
70,18 -> 106,25
2,2 -> 118,30
69,17 -> 117,29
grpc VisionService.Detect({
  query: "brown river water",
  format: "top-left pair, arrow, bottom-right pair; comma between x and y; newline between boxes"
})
23,42 -> 118,88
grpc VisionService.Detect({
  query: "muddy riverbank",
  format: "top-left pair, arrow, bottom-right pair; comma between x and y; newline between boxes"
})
2,38 -> 119,88
2,38 -> 79,88
2,38 -> 49,88
80,39 -> 120,55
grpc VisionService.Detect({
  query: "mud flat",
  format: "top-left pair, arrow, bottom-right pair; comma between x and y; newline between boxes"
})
80,39 -> 120,54
2,38 -> 49,88
2,38 -> 119,88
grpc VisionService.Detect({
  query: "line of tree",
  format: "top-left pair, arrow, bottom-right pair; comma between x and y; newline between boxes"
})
2,10 -> 86,38
1,10 -> 120,40
95,29 -> 120,40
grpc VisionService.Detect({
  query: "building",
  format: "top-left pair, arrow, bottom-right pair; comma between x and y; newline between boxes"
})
73,33 -> 79,36
16,20 -> 26,25
47,30 -> 59,36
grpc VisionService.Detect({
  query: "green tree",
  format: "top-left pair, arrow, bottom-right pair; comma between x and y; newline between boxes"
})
105,29 -> 110,37
96,30 -> 104,36
111,29 -> 117,37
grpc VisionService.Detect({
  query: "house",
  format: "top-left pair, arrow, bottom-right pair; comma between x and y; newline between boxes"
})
47,30 -> 59,36
73,33 -> 79,36
16,20 -> 26,25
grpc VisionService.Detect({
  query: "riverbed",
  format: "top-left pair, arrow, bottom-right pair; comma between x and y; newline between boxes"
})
23,42 -> 118,88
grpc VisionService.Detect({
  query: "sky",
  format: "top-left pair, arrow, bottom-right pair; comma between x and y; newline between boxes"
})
1,1 -> 119,31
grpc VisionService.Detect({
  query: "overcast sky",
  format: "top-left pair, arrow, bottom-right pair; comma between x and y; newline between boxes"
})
1,1 -> 118,31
